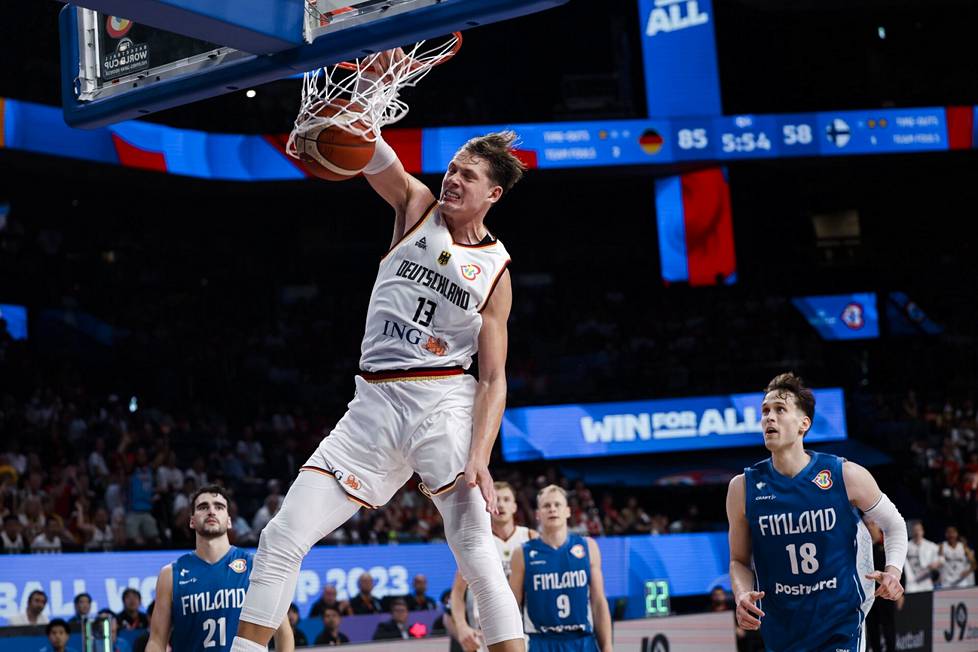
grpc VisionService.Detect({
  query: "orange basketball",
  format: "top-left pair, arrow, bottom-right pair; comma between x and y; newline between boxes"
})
294,99 -> 376,181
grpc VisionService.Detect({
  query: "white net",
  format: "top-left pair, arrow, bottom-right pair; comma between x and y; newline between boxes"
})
286,34 -> 460,160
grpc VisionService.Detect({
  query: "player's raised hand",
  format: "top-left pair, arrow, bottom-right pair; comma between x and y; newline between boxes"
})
464,459 -> 498,515
865,570 -> 904,600
366,47 -> 409,85
735,591 -> 765,630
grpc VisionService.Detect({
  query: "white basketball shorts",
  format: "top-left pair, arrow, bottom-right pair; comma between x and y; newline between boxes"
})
303,368 -> 475,508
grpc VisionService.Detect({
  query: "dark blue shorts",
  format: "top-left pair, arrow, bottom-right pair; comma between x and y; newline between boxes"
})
528,634 -> 599,652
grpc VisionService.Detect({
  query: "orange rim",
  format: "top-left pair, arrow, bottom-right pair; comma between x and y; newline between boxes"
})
336,32 -> 463,72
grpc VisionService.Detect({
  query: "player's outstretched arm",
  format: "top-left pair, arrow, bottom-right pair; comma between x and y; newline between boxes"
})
586,538 -> 613,652
272,613 -> 295,652
450,570 -> 481,652
508,545 -> 525,609
844,461 -> 906,600
145,564 -> 173,652
363,141 -> 435,248
466,270 -> 512,514
726,475 -> 765,631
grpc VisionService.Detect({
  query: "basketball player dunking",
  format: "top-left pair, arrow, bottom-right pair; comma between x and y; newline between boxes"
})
452,481 -> 538,652
726,373 -> 907,652
229,50 -> 528,652
509,485 -> 612,652
146,485 -> 293,652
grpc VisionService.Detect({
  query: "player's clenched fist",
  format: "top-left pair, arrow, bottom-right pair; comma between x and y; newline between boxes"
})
735,590 -> 766,630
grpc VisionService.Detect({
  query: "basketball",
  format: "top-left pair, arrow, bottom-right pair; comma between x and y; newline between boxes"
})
294,99 -> 376,181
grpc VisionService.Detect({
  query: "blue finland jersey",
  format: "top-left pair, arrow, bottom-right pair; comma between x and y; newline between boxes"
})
522,533 -> 593,638
172,546 -> 252,652
745,452 -> 875,652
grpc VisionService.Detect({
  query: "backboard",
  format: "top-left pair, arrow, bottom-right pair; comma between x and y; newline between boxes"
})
60,0 -> 568,129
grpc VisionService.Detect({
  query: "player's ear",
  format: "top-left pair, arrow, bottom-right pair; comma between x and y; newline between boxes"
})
799,416 -> 811,437
487,185 -> 503,204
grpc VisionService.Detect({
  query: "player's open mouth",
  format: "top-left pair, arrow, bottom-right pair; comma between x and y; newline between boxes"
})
765,428 -> 778,435
443,191 -> 460,202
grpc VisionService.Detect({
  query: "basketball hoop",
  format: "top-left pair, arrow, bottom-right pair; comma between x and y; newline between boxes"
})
286,29 -> 461,160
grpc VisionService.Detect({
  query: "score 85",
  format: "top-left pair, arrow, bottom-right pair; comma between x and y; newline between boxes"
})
677,128 -> 709,150
782,124 -> 814,145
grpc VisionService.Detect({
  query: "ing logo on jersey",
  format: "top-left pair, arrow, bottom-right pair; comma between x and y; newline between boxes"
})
423,336 -> 448,356
460,264 -> 482,281
229,558 -> 248,574
438,251 -> 452,265
344,474 -> 363,491
570,544 -> 586,559
812,470 -> 833,490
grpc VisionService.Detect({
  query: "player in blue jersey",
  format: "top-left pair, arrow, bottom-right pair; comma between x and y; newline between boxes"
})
726,373 -> 907,652
508,485 -> 611,652
146,485 -> 293,652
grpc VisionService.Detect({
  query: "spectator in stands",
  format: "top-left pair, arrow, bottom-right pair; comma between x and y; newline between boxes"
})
95,608 -> 132,652
288,603 -> 309,648
939,526 -> 977,588
271,603 -> 309,649
308,584 -> 350,619
68,592 -> 93,628
8,589 -> 49,625
228,500 -> 256,545
405,573 -> 437,611
251,482 -> 282,535
710,586 -> 730,612
130,601 -> 154,652
117,587 -> 149,630
905,521 -> 942,593
184,456 -> 209,489
19,494 -> 46,542
431,589 -> 463,652
43,618 -> 74,652
126,448 -> 160,546
87,437 -> 110,482
314,605 -> 350,646
2,513 -> 25,553
31,517 -> 64,553
372,598 -> 413,640
155,451 -> 183,495
349,572 -> 383,615
82,506 -> 115,551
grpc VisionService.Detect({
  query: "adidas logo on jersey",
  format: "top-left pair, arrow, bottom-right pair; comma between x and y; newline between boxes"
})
415,237 -> 427,250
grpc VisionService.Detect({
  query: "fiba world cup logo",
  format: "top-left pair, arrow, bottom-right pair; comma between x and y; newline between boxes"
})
840,302 -> 864,330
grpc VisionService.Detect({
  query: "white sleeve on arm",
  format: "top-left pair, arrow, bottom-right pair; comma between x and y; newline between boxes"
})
864,493 -> 908,573
363,135 -> 398,175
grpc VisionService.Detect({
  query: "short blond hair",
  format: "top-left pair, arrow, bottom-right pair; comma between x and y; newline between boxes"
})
536,484 -> 567,506
494,481 -> 515,497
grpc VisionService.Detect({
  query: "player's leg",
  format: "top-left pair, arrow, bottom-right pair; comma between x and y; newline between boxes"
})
230,470 -> 359,651
433,484 -> 524,652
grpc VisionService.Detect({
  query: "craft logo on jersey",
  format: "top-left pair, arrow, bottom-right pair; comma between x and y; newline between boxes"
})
813,469 -> 833,490
570,543 -> 586,559
180,568 -> 190,577
229,558 -> 248,574
529,549 -> 539,559
646,0 -> 710,37
344,473 -> 363,491
460,264 -> 482,281
438,251 -> 451,265
756,481 -> 766,490
415,237 -> 427,250
841,302 -> 865,330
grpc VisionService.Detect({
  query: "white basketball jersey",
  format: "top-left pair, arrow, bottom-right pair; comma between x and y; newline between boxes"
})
360,203 -> 511,372
940,541 -> 977,587
496,525 -> 532,578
